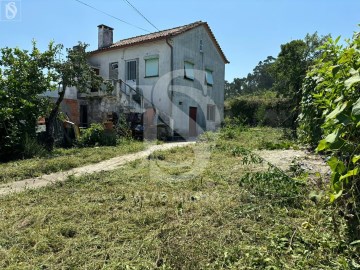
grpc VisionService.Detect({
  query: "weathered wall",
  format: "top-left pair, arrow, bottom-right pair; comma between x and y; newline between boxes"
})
61,99 -> 80,125
171,25 -> 225,137
86,26 -> 226,137
87,40 -> 172,124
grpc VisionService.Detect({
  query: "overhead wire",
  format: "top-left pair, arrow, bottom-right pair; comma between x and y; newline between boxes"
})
74,0 -> 151,33
122,0 -> 160,31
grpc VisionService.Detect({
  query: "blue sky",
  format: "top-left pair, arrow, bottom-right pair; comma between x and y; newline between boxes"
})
0,0 -> 359,81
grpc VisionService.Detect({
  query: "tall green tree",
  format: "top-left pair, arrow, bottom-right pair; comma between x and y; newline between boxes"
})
225,56 -> 276,100
0,42 -> 57,160
0,42 -> 110,159
43,43 -> 110,150
272,33 -> 330,137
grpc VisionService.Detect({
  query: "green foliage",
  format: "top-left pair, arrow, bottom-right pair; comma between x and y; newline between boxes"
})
299,30 -> 360,239
226,33 -> 329,136
0,42 -> 56,161
22,135 -> 47,159
271,33 -> 330,136
219,116 -> 248,139
78,123 -> 116,147
258,139 -> 293,150
225,94 -> 292,127
0,41 -> 113,157
114,114 -> 133,139
225,56 -> 276,99
43,43 -> 113,151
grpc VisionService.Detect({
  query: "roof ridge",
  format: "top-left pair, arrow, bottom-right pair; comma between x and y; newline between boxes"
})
89,20 -> 229,63
112,20 -> 204,45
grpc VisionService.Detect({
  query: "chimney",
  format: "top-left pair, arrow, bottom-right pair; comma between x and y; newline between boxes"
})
98,24 -> 114,49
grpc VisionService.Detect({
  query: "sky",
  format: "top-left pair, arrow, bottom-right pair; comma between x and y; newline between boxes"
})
0,0 -> 359,81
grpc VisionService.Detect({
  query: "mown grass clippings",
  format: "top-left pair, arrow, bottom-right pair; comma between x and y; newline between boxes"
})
0,140 -> 144,184
0,127 -> 357,269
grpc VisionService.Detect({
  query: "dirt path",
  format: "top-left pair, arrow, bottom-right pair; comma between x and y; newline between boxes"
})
0,142 -> 195,197
0,144 -> 329,197
256,149 -> 330,181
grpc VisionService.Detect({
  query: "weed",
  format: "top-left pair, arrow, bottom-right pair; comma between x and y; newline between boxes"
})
259,139 -> 292,150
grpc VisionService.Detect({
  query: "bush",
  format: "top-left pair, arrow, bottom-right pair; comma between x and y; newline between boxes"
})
78,123 -> 117,147
219,117 -> 248,139
299,32 -> 360,240
23,135 -> 47,158
225,95 -> 292,127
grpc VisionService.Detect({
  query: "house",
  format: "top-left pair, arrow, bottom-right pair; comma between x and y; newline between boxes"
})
76,21 -> 229,139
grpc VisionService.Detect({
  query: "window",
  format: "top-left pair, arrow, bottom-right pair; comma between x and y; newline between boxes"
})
145,58 -> 159,77
207,104 -> 215,121
205,69 -> 214,85
109,62 -> 118,80
184,61 -> 194,80
200,40 -> 203,52
93,68 -> 100,75
111,62 -> 118,70
126,60 -> 137,80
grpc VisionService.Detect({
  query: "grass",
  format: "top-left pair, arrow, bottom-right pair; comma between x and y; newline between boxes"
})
0,127 -> 358,269
0,139 -> 144,184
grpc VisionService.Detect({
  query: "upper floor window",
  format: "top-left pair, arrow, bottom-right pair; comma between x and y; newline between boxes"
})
145,58 -> 159,77
110,62 -> 118,70
184,61 -> 194,80
109,62 -> 118,80
126,60 -> 137,80
205,69 -> 214,86
93,67 -> 100,75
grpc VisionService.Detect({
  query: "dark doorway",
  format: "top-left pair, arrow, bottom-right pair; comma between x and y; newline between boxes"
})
189,106 -> 197,137
80,105 -> 88,128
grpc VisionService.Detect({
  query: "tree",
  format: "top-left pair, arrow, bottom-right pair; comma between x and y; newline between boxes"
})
43,43 -> 111,151
0,42 -> 57,161
225,78 -> 246,99
0,42 -> 111,159
271,33 -> 330,137
252,56 -> 276,91
225,56 -> 276,100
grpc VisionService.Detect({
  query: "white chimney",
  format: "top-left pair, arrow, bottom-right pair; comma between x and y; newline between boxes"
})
98,24 -> 114,49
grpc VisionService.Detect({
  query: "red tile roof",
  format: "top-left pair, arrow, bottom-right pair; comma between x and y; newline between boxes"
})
89,21 -> 229,64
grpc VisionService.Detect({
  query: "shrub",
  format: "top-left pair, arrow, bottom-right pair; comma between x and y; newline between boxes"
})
23,135 -> 47,158
225,95 -> 292,127
78,123 -> 117,147
219,117 -> 248,139
299,32 -> 360,240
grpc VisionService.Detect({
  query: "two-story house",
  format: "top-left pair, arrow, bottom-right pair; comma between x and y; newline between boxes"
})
76,21 -> 229,138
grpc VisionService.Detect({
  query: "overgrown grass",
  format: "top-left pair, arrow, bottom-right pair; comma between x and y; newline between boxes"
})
0,127 -> 358,269
0,139 -> 144,184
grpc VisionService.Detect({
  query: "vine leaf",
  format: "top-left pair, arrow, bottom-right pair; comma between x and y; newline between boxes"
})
352,155 -> 360,164
329,190 -> 343,203
325,102 -> 348,121
345,73 -> 360,89
339,167 -> 359,180
350,240 -> 360,246
327,156 -> 345,174
352,97 -> 360,116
